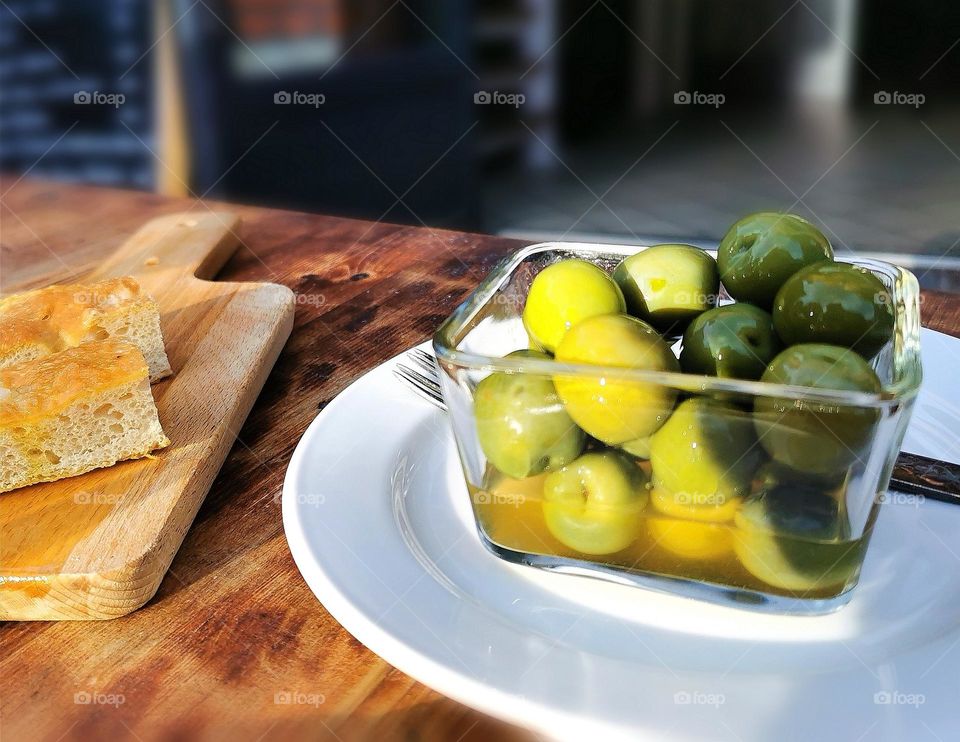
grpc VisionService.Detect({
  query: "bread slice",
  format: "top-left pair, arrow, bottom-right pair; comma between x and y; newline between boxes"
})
0,340 -> 170,494
0,277 -> 172,382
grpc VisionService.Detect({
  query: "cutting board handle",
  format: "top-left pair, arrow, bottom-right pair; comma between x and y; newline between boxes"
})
90,212 -> 242,284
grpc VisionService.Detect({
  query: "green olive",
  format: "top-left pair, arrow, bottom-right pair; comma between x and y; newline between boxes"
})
612,244 -> 719,333
475,350 -> 585,479
680,304 -> 781,380
753,344 -> 881,475
649,397 -> 764,523
773,262 -> 895,359
543,450 -> 649,554
734,484 -> 862,592
619,435 -> 652,459
554,314 -> 679,445
754,460 -> 847,494
647,511 -> 734,560
522,259 -> 625,352
718,212 -> 833,308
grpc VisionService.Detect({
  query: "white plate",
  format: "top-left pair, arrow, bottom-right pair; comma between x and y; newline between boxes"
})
283,336 -> 960,742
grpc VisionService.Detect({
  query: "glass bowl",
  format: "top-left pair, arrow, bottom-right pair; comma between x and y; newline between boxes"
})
433,242 -> 922,614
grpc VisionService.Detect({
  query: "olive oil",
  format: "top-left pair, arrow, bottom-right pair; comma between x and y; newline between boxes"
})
469,467 -> 869,601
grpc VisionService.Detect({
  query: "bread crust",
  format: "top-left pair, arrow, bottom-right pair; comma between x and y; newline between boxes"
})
0,277 -> 172,381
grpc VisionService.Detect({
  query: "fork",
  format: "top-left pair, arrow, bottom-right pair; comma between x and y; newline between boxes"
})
393,347 -> 447,410
393,348 -> 960,505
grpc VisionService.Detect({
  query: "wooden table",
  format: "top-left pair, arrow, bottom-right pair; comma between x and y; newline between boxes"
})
1,178 -> 957,741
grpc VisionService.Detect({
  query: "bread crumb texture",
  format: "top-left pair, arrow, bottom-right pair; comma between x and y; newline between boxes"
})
0,340 -> 169,493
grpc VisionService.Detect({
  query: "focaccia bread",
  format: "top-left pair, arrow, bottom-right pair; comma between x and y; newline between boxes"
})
0,340 -> 170,494
0,277 -> 172,381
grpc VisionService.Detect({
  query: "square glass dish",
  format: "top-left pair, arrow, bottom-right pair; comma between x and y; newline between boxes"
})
433,242 -> 922,614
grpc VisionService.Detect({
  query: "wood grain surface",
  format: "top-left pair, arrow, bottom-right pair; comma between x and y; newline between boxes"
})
0,211 -> 294,620
0,179 -> 531,742
0,178 -> 957,741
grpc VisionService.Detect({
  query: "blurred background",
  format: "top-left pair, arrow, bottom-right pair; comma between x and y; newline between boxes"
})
2,0 -> 959,289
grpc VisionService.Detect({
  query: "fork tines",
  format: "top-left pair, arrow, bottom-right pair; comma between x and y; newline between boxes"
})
409,348 -> 438,374
393,356 -> 446,409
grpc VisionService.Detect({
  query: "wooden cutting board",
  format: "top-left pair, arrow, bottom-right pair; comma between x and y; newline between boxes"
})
0,213 -> 295,620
